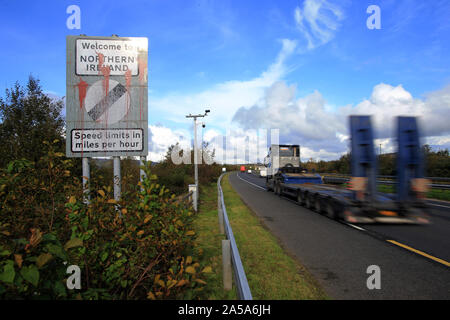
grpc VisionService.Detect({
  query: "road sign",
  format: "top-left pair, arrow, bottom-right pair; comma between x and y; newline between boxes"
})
66,35 -> 148,157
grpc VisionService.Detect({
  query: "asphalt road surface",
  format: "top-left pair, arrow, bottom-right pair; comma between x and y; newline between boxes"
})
229,171 -> 450,299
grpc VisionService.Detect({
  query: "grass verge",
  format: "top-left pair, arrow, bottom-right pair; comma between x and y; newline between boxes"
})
193,182 -> 237,299
220,173 -> 328,300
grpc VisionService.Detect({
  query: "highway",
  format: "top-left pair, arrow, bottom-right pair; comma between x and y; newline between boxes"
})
229,171 -> 450,299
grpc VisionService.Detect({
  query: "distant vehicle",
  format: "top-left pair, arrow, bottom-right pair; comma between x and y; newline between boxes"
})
240,165 -> 246,172
247,169 -> 252,174
259,168 -> 267,177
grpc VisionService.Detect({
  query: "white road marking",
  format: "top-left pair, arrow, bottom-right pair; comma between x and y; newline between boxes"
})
236,173 -> 267,191
427,203 -> 450,209
345,223 -> 366,231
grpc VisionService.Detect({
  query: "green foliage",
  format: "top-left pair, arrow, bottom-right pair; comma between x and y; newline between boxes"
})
64,163 -> 210,300
0,228 -> 77,299
151,142 -> 223,195
423,145 -> 450,177
0,141 -> 75,237
309,153 -> 350,174
0,144 -> 211,300
0,76 -> 65,167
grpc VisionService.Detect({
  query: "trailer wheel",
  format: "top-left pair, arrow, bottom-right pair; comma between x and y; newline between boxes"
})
325,200 -> 336,219
296,192 -> 303,205
314,196 -> 323,213
305,193 -> 314,209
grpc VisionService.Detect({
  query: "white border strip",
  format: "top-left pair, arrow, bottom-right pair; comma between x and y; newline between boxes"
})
236,172 -> 267,191
427,203 -> 450,209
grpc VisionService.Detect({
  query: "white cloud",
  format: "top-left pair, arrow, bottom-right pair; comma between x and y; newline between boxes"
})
148,77 -> 450,163
147,79 -> 450,163
148,125 -> 191,162
149,39 -> 297,127
147,124 -> 281,164
294,0 -> 344,50
232,81 -> 346,160
343,83 -> 450,139
232,81 -> 450,161
300,146 -> 343,161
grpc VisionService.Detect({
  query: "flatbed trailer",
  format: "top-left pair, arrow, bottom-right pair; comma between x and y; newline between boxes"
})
270,178 -> 429,224
264,116 -> 431,224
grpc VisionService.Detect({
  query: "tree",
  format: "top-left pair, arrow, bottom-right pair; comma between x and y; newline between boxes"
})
0,76 -> 65,167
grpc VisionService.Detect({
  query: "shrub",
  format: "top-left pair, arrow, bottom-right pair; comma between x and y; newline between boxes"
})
0,144 -> 211,299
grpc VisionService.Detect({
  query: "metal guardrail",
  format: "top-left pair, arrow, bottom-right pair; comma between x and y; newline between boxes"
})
217,173 -> 253,300
321,176 -> 450,189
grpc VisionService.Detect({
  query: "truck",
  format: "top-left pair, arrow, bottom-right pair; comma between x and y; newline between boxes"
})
264,144 -> 323,190
264,116 -> 430,224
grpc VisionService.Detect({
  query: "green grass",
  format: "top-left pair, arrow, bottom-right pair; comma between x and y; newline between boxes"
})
193,182 -> 237,300
219,173 -> 328,300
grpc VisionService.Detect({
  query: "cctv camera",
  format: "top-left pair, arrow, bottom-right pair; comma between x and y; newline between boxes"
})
205,109 -> 210,113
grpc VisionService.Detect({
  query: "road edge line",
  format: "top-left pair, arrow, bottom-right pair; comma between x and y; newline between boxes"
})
386,240 -> 450,267
236,172 -> 267,191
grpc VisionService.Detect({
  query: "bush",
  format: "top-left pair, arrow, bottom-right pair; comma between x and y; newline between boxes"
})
151,144 -> 223,196
0,143 -> 211,299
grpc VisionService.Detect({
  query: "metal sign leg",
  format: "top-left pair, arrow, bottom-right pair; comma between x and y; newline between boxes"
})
140,155 -> 146,191
82,157 -> 90,204
113,156 -> 121,201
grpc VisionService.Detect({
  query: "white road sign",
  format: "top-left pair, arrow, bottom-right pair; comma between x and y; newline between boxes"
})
84,79 -> 130,125
66,35 -> 148,157
76,38 -> 142,76
71,129 -> 144,153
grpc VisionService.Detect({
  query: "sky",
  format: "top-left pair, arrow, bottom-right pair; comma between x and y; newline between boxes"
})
0,0 -> 449,163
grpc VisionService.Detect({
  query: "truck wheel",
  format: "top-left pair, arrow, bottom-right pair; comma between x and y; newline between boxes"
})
275,184 -> 280,196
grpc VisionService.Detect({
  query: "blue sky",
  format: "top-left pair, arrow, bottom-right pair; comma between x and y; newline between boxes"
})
1,0 -> 449,162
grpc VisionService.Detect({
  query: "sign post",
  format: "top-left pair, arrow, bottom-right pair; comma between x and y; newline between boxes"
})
82,157 -> 90,204
139,155 -> 146,191
113,156 -> 121,201
66,35 -> 148,198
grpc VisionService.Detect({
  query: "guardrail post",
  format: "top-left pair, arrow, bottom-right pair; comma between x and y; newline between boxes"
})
189,184 -> 198,211
222,239 -> 232,291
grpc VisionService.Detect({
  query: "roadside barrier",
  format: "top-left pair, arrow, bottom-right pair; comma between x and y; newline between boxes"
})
217,173 -> 252,300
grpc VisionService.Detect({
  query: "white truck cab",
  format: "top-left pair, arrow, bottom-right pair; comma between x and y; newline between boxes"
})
264,144 -> 301,177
